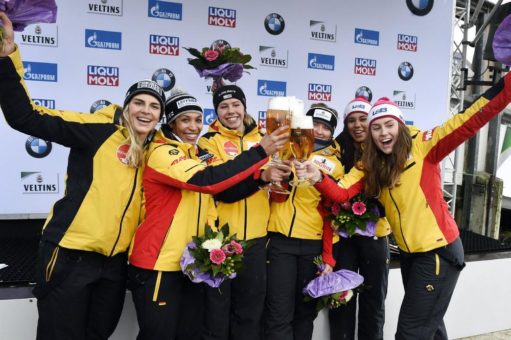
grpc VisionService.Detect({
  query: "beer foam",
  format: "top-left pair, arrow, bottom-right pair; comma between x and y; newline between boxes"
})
291,114 -> 313,129
268,96 -> 290,110
290,98 -> 304,117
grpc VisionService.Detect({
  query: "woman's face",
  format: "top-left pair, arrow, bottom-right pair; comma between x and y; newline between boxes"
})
370,118 -> 400,154
170,112 -> 203,144
346,112 -> 368,143
127,94 -> 161,139
313,121 -> 332,141
216,98 -> 245,132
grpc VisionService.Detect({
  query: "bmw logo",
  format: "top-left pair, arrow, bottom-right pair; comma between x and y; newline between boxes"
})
264,13 -> 285,35
90,99 -> 112,113
398,62 -> 414,81
210,39 -> 231,52
406,0 -> 434,16
25,137 -> 52,158
355,86 -> 373,102
152,68 -> 176,92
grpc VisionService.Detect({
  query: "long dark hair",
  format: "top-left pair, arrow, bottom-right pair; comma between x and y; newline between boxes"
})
335,126 -> 362,173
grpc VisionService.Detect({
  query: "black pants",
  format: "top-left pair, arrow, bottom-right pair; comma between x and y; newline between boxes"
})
128,266 -> 204,340
264,233 -> 322,340
203,236 -> 267,340
396,238 -> 464,340
33,241 -> 127,340
329,236 -> 389,340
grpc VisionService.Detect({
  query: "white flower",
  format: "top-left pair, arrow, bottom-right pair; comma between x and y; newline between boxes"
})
201,238 -> 222,252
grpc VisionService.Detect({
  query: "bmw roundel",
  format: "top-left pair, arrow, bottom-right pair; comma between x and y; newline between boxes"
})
355,86 -> 373,102
152,68 -> 176,92
210,39 -> 231,51
26,137 -> 52,158
264,13 -> 285,35
406,0 -> 434,16
90,99 -> 112,113
398,62 -> 414,81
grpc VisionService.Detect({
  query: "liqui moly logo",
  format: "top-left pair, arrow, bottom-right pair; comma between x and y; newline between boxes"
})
397,34 -> 418,52
257,80 -> 287,97
308,83 -> 332,101
149,35 -> 179,55
208,7 -> 236,28
87,65 -> 119,86
354,58 -> 376,76
148,0 -> 182,21
33,99 -> 56,109
23,62 -> 58,82
258,111 -> 267,131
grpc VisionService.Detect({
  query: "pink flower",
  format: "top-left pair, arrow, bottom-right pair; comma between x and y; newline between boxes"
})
331,203 -> 341,216
341,201 -> 352,211
338,291 -> 349,301
221,243 -> 235,256
203,49 -> 219,61
351,202 -> 367,216
210,248 -> 226,265
230,240 -> 243,255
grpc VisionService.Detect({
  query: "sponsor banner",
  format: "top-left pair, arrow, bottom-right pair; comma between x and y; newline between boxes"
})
308,53 -> 335,71
33,99 -> 56,109
204,108 -> 217,125
397,34 -> 418,52
148,0 -> 182,20
258,111 -> 267,131
21,172 -> 59,194
257,80 -> 287,97
354,57 -> 376,76
149,34 -> 179,55
308,83 -> 332,101
87,65 -> 119,86
20,24 -> 58,47
259,46 -> 288,68
22,61 -> 58,82
85,29 -> 122,50
87,0 -> 123,15
309,20 -> 336,42
354,28 -> 379,46
208,6 -> 236,28
393,90 -> 416,109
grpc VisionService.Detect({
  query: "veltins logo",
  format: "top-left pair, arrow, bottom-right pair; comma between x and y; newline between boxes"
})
264,13 -> 285,35
258,111 -> 267,132
85,29 -> 122,50
397,34 -> 418,52
33,99 -> 56,109
152,68 -> 175,92
308,53 -> 335,71
355,86 -> 373,102
150,34 -> 179,56
257,80 -> 286,97
208,7 -> 236,28
398,61 -> 414,81
309,20 -> 337,42
393,90 -> 416,109
21,172 -> 59,194
23,62 -> 57,82
148,0 -> 182,21
20,24 -> 58,47
90,99 -> 112,113
354,58 -> 376,76
87,0 -> 123,16
203,109 -> 217,125
308,83 -> 332,101
87,65 -> 119,86
259,46 -> 288,68
25,137 -> 52,158
354,28 -> 379,46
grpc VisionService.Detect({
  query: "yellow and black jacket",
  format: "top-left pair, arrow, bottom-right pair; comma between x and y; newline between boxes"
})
0,47 -> 144,256
317,72 -> 511,253
198,119 -> 269,241
128,125 -> 269,271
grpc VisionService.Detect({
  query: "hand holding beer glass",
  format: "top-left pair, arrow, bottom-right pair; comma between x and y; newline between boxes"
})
289,114 -> 314,186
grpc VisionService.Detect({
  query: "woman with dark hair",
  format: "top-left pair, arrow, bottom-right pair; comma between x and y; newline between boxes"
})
329,97 -> 391,340
296,74 -> 511,339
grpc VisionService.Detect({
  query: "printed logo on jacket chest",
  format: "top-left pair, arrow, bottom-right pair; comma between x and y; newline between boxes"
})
311,155 -> 335,174
223,140 -> 239,156
116,143 -> 130,165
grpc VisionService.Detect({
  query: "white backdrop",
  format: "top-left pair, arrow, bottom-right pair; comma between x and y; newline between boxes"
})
0,0 -> 455,216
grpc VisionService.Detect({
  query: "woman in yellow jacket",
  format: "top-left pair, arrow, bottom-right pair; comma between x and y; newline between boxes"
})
298,75 -> 511,339
127,90 -> 289,340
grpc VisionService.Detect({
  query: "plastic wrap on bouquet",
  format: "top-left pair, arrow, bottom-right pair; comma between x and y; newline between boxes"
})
180,241 -> 236,288
303,269 -> 364,299
493,14 -> 511,66
337,220 -> 376,238
0,0 -> 57,31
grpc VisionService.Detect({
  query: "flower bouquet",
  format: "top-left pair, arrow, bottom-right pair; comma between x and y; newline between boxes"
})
185,42 -> 254,92
180,224 -> 247,288
303,257 -> 364,310
327,193 -> 380,238
493,14 -> 511,66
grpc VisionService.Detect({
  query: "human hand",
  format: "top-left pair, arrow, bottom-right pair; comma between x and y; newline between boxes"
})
293,160 -> 322,184
260,126 -> 290,156
317,263 -> 333,276
0,12 -> 15,57
261,160 -> 292,183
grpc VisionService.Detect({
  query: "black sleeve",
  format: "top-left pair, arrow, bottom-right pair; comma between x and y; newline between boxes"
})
214,175 -> 265,203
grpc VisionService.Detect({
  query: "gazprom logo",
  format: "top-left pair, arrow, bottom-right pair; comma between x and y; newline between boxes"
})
33,99 -> 56,109
397,34 -> 418,52
87,65 -> 119,86
85,29 -> 122,50
354,28 -> 379,46
308,53 -> 335,71
208,7 -> 236,28
257,80 -> 287,97
149,34 -> 179,55
148,0 -> 182,21
203,108 -> 217,125
308,83 -> 332,102
354,58 -> 376,76
22,62 -> 57,82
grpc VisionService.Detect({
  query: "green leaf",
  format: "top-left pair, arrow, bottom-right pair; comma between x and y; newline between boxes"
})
220,223 -> 230,237
185,47 -> 203,59
205,225 -> 215,239
212,264 -> 220,276
215,229 -> 224,243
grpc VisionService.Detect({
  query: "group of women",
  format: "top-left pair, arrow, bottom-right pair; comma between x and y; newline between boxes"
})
2,11 -> 511,340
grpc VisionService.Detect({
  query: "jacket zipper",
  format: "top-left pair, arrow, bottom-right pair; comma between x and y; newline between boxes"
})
197,194 -> 202,236
388,188 -> 410,253
287,187 -> 298,238
109,167 -> 139,256
240,135 -> 248,241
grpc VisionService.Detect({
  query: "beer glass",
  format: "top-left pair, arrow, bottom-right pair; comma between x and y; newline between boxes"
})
289,115 -> 314,186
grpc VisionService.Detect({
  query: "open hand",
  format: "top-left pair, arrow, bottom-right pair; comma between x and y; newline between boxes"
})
260,126 -> 290,156
0,12 -> 15,57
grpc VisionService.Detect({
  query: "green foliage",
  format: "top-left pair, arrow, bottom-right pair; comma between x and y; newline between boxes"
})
184,46 -> 254,70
